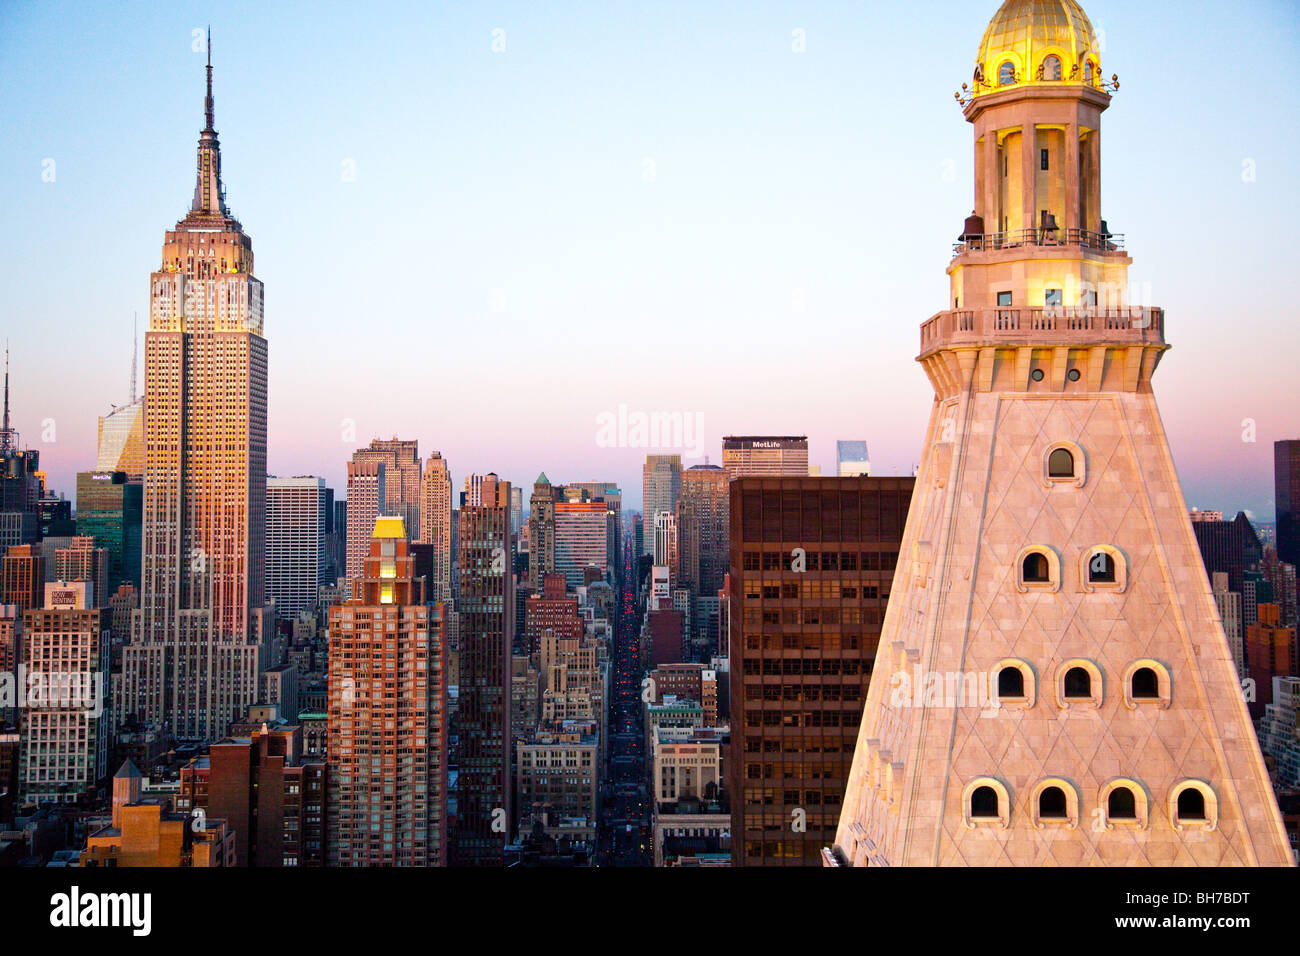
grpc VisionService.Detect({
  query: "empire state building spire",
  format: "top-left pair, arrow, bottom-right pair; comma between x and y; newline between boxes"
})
191,27 -> 227,216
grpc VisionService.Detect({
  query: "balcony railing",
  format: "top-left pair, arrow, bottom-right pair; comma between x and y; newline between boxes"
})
952,228 -> 1124,256
919,306 -> 1164,352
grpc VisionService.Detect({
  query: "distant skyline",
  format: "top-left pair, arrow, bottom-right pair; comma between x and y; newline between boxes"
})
2,0 -> 1297,516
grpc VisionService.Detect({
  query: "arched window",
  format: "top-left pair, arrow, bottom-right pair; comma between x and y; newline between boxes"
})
1131,667 -> 1159,699
970,785 -> 999,817
998,61 -> 1016,86
1176,788 -> 1206,821
1063,667 -> 1092,699
1101,778 -> 1150,828
1042,54 -> 1062,81
1038,786 -> 1068,819
1169,780 -> 1218,830
1088,550 -> 1116,583
1123,660 -> 1170,708
1022,552 -> 1050,583
998,666 -> 1025,698
1048,448 -> 1075,477
1108,787 -> 1137,820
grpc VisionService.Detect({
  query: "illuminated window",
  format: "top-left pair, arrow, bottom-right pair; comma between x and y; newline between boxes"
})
1042,54 -> 1062,81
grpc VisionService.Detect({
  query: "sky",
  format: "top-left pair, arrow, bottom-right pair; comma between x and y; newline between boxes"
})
1,0 -> 1298,516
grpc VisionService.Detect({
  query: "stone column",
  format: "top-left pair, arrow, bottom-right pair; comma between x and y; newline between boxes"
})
1020,124 -> 1037,236
1088,128 -> 1101,234
984,127 -> 1000,234
1065,121 -> 1080,233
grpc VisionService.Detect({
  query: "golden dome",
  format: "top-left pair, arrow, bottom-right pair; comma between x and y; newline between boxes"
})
973,0 -> 1101,95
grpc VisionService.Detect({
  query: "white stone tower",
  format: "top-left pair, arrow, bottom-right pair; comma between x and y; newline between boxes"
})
831,0 -> 1293,867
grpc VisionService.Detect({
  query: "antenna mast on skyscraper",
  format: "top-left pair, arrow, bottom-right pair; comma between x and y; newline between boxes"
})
1,341 -> 11,453
204,26 -> 214,132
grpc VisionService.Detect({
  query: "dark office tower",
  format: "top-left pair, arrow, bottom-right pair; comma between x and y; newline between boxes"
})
1278,441 -> 1300,570
728,476 -> 913,866
0,348 -> 41,552
1193,511 -> 1263,595
75,471 -> 143,592
331,499 -> 347,583
38,497 -> 75,538
328,517 -> 445,866
455,474 -> 515,866
677,464 -> 730,655
123,36 -> 269,743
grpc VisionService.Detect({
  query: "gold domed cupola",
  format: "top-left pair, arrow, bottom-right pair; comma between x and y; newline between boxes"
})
970,0 -> 1111,97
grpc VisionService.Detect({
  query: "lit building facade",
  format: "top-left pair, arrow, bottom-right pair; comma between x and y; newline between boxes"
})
123,40 -> 268,743
345,458 -> 385,585
721,437 -> 808,478
327,516 -> 445,866
417,451 -> 453,604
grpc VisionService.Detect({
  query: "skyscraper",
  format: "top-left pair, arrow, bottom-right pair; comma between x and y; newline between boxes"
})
417,451 -> 453,605
53,537 -> 108,609
455,474 -> 514,866
328,516 -> 445,865
832,0 -> 1291,867
75,471 -> 143,593
1193,511 -> 1263,596
836,440 -> 870,477
568,481 -> 623,575
721,437 -> 808,478
352,438 -> 421,538
266,476 -> 328,620
122,36 -> 269,743
527,473 -> 559,591
728,476 -> 912,866
1277,440 -> 1300,570
96,316 -> 145,480
0,348 -> 41,552
642,455 -> 682,556
345,458 -> 385,584
554,499 -> 608,589
676,464 -> 729,650
19,582 -> 110,804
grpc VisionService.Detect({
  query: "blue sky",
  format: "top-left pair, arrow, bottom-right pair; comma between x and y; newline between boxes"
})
1,0 -> 1298,515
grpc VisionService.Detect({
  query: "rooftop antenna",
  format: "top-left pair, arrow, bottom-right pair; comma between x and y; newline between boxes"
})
204,26 -> 214,132
1,342 -> 11,454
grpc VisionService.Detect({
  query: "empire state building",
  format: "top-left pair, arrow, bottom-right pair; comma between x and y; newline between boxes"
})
122,35 -> 270,743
